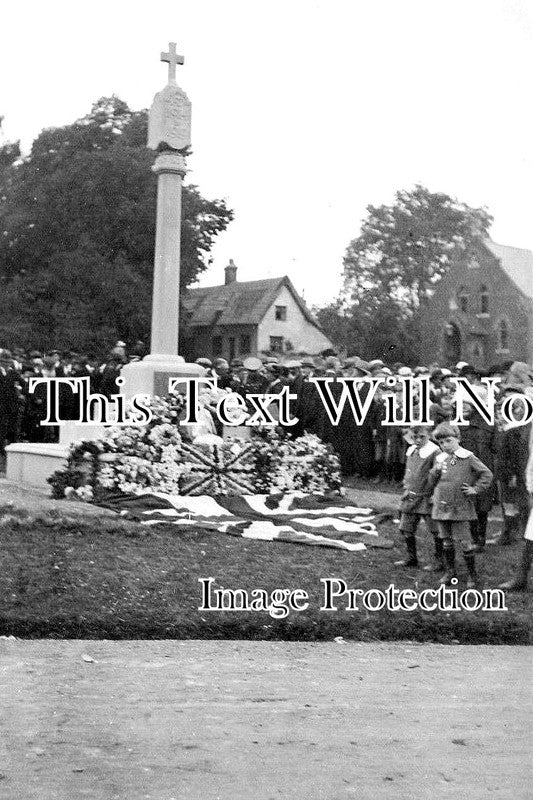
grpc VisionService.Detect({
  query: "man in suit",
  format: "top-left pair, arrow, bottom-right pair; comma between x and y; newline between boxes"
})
0,349 -> 20,456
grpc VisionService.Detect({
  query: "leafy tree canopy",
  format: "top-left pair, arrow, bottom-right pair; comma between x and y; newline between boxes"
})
317,185 -> 492,363
0,97 -> 233,352
342,184 -> 492,310
315,296 -> 421,364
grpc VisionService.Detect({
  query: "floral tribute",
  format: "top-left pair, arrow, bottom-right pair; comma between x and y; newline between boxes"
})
48,395 -> 341,501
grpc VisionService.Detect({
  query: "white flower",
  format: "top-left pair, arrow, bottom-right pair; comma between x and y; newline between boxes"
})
75,485 -> 93,501
193,433 -> 224,446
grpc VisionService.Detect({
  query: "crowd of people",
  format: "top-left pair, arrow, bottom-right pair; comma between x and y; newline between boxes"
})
1,342 -> 531,591
0,341 -> 141,447
196,352 -> 532,591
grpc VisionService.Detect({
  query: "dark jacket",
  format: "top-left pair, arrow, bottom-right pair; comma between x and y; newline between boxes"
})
400,441 -> 440,515
459,410 -> 497,513
494,422 -> 531,508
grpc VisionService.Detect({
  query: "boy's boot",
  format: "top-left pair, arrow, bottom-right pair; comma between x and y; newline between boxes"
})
423,535 -> 444,572
470,519 -> 481,551
394,534 -> 418,567
499,540 -> 533,592
477,513 -> 488,551
439,544 -> 457,585
494,515 -> 518,546
518,507 -> 529,539
464,551 -> 478,589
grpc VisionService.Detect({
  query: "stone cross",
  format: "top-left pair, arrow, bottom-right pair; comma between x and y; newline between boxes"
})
120,38 -> 204,400
161,42 -> 184,84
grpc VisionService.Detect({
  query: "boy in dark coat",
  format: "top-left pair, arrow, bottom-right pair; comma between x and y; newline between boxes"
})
493,405 -> 530,545
459,403 -> 497,552
500,427 -> 533,592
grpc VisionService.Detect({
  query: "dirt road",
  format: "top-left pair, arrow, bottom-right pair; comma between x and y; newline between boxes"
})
0,640 -> 530,800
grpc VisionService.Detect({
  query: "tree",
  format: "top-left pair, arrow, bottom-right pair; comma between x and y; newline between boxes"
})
317,185 -> 492,363
0,97 -> 233,351
342,185 -> 492,311
315,296 -> 422,364
0,139 -> 21,173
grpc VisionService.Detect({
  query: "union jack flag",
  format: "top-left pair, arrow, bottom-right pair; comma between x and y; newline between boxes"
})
179,441 -> 257,495
101,492 -> 393,552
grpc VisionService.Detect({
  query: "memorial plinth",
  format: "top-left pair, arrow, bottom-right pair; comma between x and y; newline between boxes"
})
5,421 -> 107,489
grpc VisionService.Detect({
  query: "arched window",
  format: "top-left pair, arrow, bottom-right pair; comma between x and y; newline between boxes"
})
444,322 -> 461,364
470,341 -> 485,365
457,286 -> 469,313
480,285 -> 489,314
497,319 -> 509,351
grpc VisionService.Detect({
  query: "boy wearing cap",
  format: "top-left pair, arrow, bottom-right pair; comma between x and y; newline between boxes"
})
395,425 -> 442,570
430,423 -> 493,587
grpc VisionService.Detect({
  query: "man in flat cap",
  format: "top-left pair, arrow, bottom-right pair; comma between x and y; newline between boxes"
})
238,357 -> 269,406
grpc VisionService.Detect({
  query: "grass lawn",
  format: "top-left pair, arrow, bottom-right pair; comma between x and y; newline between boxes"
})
0,503 -> 530,643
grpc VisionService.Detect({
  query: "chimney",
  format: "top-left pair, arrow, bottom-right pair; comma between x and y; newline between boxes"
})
224,259 -> 238,285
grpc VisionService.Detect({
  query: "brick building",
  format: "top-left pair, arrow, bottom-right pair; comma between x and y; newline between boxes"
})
180,261 -> 333,362
419,240 -> 533,368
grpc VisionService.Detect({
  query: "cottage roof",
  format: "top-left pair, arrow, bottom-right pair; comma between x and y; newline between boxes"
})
485,240 -> 533,300
182,275 -> 323,329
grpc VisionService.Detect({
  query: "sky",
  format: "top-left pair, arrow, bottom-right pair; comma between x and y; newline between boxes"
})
1,0 -> 531,305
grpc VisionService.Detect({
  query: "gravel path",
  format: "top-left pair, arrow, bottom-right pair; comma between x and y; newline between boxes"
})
0,640 -> 530,800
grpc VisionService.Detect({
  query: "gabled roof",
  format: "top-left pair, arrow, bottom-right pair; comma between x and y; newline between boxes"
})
485,240 -> 533,300
182,275 -> 323,329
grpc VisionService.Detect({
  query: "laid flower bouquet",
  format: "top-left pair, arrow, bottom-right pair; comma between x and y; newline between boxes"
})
48,395 -> 341,500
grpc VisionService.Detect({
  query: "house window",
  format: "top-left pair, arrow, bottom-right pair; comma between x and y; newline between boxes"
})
270,336 -> 283,353
458,286 -> 469,313
480,285 -> 489,314
497,319 -> 509,351
212,336 -> 223,356
275,305 -> 287,321
240,334 -> 251,354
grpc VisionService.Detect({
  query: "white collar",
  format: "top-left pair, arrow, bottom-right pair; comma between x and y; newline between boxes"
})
501,419 -> 527,431
419,441 -> 440,458
454,447 -> 472,458
407,441 -> 440,458
437,446 -> 471,460
437,447 -> 472,461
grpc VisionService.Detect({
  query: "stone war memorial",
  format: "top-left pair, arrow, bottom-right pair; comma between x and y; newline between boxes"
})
6,42 -> 206,488
122,41 -> 205,398
6,42 -> 348,517
1,14 -> 531,800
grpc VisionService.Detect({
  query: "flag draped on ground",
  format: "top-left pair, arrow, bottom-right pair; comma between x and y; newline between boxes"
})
101,492 -> 393,552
